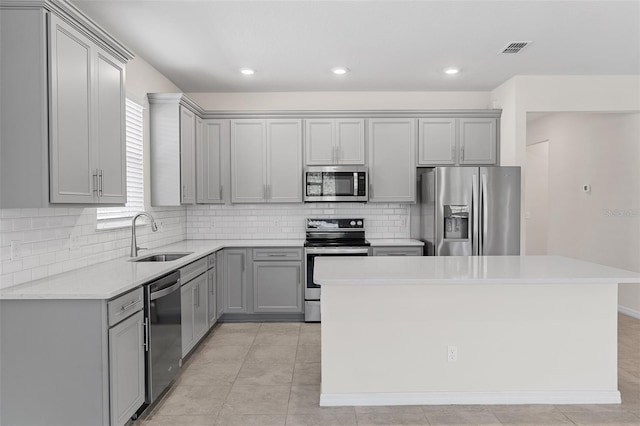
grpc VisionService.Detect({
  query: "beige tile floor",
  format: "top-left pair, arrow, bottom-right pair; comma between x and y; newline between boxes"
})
137,314 -> 640,425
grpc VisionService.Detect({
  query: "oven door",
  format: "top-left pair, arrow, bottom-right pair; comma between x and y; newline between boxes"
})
304,247 -> 370,300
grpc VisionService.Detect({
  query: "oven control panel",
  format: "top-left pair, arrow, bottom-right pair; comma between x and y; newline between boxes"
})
306,218 -> 364,230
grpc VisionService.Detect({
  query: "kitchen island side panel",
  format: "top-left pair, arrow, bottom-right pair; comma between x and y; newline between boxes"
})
321,282 -> 618,404
0,299 -> 109,426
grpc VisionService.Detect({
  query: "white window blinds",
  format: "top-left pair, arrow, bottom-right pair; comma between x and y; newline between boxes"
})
96,99 -> 145,228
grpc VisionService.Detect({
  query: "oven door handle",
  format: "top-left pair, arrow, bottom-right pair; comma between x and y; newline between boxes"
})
306,247 -> 370,255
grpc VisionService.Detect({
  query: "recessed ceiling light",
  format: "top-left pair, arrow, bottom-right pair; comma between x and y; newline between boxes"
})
331,67 -> 350,75
240,68 -> 255,75
444,67 -> 460,75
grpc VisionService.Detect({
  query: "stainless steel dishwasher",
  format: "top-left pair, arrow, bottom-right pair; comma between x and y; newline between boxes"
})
144,270 -> 182,406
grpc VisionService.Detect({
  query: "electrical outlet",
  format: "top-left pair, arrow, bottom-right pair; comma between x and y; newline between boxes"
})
10,241 -> 21,261
447,345 -> 458,363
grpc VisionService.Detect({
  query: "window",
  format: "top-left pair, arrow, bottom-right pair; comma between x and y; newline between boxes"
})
96,99 -> 145,229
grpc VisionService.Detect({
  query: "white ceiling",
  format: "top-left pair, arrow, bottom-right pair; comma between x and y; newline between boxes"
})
72,0 -> 640,92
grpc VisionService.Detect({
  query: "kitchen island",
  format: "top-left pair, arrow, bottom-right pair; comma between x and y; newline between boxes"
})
315,255 -> 640,407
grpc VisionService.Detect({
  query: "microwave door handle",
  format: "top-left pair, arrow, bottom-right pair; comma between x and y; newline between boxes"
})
354,172 -> 358,195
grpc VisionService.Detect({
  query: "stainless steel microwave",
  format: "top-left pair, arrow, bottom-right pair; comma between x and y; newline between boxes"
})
304,166 -> 368,202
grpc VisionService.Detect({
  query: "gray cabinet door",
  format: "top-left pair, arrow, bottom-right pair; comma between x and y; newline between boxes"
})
208,269 -> 217,327
197,120 -> 229,204
372,246 -> 423,256
418,118 -> 457,166
266,119 -> 302,202
109,310 -> 145,426
94,49 -> 126,204
459,118 -> 497,165
224,249 -> 249,313
181,280 -> 195,356
253,261 -> 303,313
368,119 -> 416,203
336,119 -> 365,165
231,120 -> 266,203
49,14 -> 95,203
180,107 -> 197,205
304,119 -> 334,165
216,251 -> 225,318
192,273 -> 209,344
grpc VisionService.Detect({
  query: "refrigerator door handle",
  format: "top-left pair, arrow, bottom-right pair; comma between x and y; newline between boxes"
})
472,173 -> 479,255
481,173 -> 488,256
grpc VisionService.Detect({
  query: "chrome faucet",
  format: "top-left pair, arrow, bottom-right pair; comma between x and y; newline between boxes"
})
130,212 -> 158,257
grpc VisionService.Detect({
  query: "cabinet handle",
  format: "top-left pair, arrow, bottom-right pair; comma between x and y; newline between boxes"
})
460,146 -> 464,162
143,318 -> 149,351
120,299 -> 138,312
194,286 -> 198,307
99,169 -> 104,196
219,185 -> 223,201
92,170 -> 99,195
369,184 -> 373,199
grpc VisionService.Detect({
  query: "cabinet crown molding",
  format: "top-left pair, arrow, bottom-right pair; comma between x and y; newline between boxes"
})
0,0 -> 134,62
147,93 -> 206,116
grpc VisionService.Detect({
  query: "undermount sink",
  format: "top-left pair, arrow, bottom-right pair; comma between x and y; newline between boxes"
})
131,252 -> 193,262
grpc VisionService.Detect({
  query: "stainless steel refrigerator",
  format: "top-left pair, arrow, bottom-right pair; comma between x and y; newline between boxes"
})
417,167 -> 521,256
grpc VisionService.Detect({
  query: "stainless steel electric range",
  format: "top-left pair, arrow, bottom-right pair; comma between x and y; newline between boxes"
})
304,218 -> 370,322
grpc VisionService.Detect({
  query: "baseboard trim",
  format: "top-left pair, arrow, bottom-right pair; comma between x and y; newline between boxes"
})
618,305 -> 640,320
320,390 -> 621,406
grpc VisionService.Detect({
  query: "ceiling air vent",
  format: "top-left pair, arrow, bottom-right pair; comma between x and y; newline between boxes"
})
499,41 -> 532,54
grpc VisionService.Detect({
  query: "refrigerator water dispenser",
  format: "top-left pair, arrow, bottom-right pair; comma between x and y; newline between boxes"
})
443,205 -> 469,239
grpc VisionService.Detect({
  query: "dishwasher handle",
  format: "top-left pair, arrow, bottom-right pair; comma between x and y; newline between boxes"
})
150,280 -> 181,301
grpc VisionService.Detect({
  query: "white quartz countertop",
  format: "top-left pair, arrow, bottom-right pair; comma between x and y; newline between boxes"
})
314,255 -> 640,286
368,239 -> 424,247
0,239 -> 304,300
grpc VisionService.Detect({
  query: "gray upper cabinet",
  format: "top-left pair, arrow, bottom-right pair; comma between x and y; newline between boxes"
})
231,119 -> 302,203
458,118 -> 497,165
368,119 -> 416,203
231,120 -> 266,203
267,120 -> 303,202
197,120 -> 230,204
149,94 -> 203,206
0,6 -> 131,208
418,117 -> 498,166
304,119 -> 365,165
179,108 -> 197,205
418,118 -> 457,165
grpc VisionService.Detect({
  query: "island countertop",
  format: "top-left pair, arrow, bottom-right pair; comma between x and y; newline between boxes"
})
314,255 -> 640,286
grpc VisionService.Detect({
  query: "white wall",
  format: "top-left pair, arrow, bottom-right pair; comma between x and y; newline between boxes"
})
187,203 -> 409,240
188,91 -> 491,111
524,112 -> 640,315
524,140 -> 549,255
0,56 -> 187,289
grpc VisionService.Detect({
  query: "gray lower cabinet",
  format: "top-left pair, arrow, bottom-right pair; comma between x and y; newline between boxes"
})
181,272 -> 208,357
216,250 -> 225,319
223,248 -> 250,313
0,288 -> 144,426
372,246 -> 424,256
109,310 -> 145,426
253,261 -> 303,313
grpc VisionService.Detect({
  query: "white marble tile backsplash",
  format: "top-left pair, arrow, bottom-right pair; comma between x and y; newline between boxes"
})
0,202 -> 410,289
186,203 -> 410,240
0,207 -> 186,289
